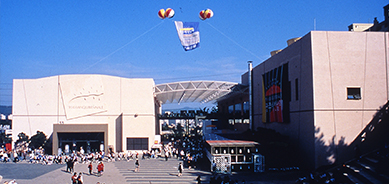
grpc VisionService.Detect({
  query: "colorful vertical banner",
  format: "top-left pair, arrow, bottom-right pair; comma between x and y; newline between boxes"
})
262,65 -> 285,123
174,21 -> 200,51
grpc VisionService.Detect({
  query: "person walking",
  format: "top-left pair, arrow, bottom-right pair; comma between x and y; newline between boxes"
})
77,172 -> 83,184
178,162 -> 183,177
196,175 -> 202,184
66,157 -> 71,172
134,159 -> 140,172
69,157 -> 75,173
97,162 -> 104,176
88,162 -> 93,175
71,172 -> 78,184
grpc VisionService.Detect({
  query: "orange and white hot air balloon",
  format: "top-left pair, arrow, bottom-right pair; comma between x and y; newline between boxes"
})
199,9 -> 213,20
158,8 -> 175,19
165,8 -> 175,18
158,9 -> 166,19
204,9 -> 213,19
199,10 -> 206,20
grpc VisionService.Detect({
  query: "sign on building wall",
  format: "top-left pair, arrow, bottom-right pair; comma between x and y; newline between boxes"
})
60,76 -> 107,120
262,63 -> 289,123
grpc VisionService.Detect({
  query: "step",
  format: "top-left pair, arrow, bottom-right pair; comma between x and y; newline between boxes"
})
342,165 -> 375,184
340,171 -> 365,184
349,162 -> 385,184
357,159 -> 389,182
328,170 -> 355,184
364,157 -> 379,164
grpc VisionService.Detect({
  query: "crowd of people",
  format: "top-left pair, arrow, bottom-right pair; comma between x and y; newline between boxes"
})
0,134 -> 249,184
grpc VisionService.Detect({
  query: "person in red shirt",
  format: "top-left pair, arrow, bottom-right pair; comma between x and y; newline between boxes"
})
97,162 -> 104,176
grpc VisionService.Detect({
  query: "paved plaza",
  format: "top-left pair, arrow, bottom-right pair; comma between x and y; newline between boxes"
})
0,158 -> 303,184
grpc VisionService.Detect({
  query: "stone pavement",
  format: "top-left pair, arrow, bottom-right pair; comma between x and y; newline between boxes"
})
0,158 -> 304,183
1,160 -> 126,184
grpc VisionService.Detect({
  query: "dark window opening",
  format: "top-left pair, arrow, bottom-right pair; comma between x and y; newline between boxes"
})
347,87 -> 361,100
126,138 -> 148,150
228,105 -> 234,114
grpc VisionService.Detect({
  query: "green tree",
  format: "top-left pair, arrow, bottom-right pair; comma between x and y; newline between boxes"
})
28,131 -> 47,150
16,132 -> 29,144
198,107 -> 209,115
0,131 -> 11,146
175,123 -> 184,139
211,106 -> 218,114
162,123 -> 170,131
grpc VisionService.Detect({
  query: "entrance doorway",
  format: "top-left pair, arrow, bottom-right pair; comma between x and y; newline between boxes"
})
58,132 -> 104,154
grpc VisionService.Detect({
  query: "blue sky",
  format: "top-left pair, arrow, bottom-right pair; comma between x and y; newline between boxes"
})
0,0 -> 387,109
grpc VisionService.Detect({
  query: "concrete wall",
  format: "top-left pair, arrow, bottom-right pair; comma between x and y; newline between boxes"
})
251,32 -> 316,169
311,31 -> 389,166
12,75 -> 156,153
248,31 -> 389,169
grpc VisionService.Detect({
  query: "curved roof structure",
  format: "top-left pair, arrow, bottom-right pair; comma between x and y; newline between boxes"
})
154,81 -> 237,104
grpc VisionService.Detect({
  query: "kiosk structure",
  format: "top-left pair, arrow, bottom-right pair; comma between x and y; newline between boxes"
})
204,134 -> 263,173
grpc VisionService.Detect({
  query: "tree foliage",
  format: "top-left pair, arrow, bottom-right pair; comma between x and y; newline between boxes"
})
28,131 -> 47,149
175,123 -> 184,139
0,132 -> 11,145
16,132 -> 29,144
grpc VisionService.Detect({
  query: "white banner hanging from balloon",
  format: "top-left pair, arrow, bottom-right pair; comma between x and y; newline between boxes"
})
174,21 -> 200,51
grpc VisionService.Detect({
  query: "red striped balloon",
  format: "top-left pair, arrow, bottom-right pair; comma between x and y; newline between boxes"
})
165,8 -> 175,18
204,9 -> 213,18
158,9 -> 165,19
199,10 -> 206,20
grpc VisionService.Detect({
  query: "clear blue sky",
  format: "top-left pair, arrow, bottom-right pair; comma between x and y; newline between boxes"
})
1,0 -> 387,109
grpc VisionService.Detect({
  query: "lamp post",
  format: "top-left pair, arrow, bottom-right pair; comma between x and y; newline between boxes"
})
248,61 -> 253,130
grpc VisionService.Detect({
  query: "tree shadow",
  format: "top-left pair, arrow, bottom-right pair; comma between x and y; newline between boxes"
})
313,100 -> 389,172
348,100 -> 389,157
314,127 -> 348,170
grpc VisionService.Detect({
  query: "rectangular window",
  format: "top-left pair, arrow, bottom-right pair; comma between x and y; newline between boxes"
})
235,103 -> 242,115
295,78 -> 299,101
243,102 -> 249,114
228,105 -> 234,114
347,87 -> 361,100
126,138 -> 148,150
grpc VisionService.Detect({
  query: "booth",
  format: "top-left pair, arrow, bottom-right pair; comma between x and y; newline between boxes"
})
204,134 -> 262,173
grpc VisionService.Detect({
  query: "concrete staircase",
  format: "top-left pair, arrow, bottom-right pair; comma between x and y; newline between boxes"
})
114,158 -> 212,184
297,146 -> 389,184
330,147 -> 389,184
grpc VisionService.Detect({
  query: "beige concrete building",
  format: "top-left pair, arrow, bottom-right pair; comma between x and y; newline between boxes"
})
12,75 -> 235,155
12,75 -> 157,154
220,31 -> 389,169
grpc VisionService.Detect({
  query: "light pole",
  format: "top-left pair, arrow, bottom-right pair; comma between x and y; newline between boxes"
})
248,61 -> 253,130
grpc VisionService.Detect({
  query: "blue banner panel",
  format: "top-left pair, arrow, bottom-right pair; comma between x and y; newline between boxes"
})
174,21 -> 200,51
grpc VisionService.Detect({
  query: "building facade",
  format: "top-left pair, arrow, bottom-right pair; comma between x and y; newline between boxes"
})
12,75 -> 158,154
220,31 -> 389,169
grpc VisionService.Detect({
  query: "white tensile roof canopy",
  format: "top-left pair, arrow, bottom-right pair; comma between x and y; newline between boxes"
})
154,81 -> 237,104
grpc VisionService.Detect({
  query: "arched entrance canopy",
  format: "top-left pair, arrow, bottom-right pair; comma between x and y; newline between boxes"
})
154,81 -> 237,104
